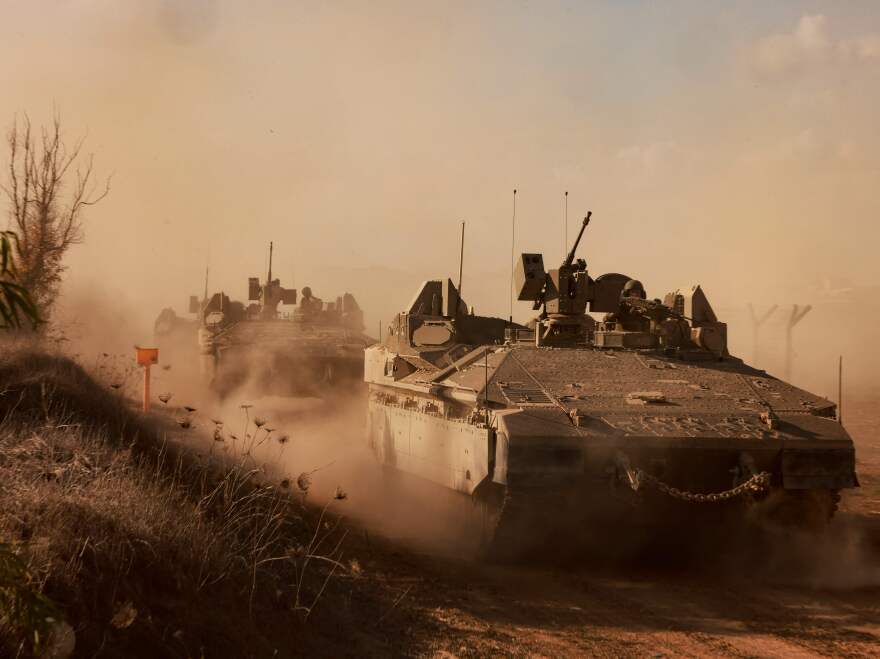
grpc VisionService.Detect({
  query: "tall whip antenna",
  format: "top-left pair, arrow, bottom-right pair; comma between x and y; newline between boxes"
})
267,241 -> 274,283
457,221 -> 465,297
509,189 -> 517,324
563,191 -> 568,261
838,355 -> 844,425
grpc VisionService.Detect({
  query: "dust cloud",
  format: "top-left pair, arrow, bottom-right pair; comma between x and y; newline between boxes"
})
0,3 -> 875,391
754,516 -> 880,590
3,1 -> 880,580
142,354 -> 478,558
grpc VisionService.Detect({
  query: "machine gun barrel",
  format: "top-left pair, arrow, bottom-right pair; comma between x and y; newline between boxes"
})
563,211 -> 591,267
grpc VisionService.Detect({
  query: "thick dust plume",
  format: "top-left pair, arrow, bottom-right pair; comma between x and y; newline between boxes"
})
115,327 -> 478,557
5,2 -> 880,578
0,4 -> 875,394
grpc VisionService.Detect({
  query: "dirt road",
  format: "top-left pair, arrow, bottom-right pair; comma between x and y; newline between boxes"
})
349,527 -> 877,657
329,398 -> 880,658
168,393 -> 880,657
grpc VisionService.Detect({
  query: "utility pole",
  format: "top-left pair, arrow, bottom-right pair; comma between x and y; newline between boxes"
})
748,303 -> 778,366
784,304 -> 812,381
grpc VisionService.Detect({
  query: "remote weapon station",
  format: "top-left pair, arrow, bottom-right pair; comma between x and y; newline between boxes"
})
197,243 -> 373,397
364,213 -> 857,557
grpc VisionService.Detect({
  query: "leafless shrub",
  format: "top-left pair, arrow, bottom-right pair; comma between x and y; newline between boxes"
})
2,113 -> 109,319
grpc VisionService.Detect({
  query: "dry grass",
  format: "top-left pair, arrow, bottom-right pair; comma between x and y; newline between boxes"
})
0,346 -> 359,658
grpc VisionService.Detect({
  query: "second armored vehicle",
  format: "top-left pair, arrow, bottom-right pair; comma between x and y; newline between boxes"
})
365,214 -> 858,557
199,243 -> 374,398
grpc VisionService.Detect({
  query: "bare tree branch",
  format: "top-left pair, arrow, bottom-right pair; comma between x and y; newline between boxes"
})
1,112 -> 109,320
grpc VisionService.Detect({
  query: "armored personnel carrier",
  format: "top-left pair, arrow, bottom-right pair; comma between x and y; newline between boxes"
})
199,243 -> 373,398
365,214 -> 858,557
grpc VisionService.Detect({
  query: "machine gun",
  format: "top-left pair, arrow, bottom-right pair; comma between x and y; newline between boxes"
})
598,288 -> 728,356
248,242 -> 298,319
619,296 -> 689,323
514,211 -> 632,319
515,213 -> 592,316
563,211 -> 591,269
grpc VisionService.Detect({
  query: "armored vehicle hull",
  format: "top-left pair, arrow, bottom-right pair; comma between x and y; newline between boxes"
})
368,342 -> 852,554
205,320 -> 371,397
196,243 -> 373,399
365,219 -> 857,558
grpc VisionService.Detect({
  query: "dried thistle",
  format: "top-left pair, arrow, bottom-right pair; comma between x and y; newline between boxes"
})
277,434 -> 290,445
296,472 -> 311,492
333,486 -> 348,501
211,419 -> 223,426
177,419 -> 192,429
158,393 -> 173,404
280,477 -> 291,489
213,428 -> 224,442
110,601 -> 137,629
110,383 -> 122,390
183,405 -> 197,413
254,417 -> 266,428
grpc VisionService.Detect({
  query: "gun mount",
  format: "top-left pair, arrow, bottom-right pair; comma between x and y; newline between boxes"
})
247,242 -> 298,320
514,212 -> 633,347
512,211 -> 728,355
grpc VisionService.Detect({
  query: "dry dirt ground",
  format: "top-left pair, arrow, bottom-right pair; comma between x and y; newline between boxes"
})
326,398 -> 880,658
163,391 -> 879,658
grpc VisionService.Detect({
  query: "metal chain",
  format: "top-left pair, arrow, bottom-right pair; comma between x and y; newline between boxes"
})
632,470 -> 771,503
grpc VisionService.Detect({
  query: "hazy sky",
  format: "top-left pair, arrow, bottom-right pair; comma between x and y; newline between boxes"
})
2,1 -> 879,348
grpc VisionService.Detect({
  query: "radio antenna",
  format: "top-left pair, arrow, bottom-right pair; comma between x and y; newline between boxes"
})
267,241 -> 274,283
838,355 -> 844,425
457,221 -> 465,297
509,189 -> 517,324
203,266 -> 209,304
563,191 -> 568,261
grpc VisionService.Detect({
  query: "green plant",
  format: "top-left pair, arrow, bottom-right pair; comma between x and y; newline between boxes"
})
0,231 -> 40,329
0,543 -> 60,656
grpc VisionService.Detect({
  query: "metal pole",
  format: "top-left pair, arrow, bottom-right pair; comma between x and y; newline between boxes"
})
748,303 -> 778,367
143,364 -> 150,412
838,355 -> 843,425
785,304 -> 812,381
784,309 -> 794,381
